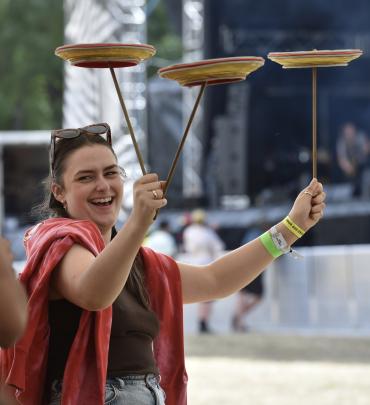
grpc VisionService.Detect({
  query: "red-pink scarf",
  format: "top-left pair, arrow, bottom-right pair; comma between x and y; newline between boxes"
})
0,218 -> 187,404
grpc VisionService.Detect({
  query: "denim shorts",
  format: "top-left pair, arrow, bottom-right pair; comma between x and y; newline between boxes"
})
48,374 -> 166,405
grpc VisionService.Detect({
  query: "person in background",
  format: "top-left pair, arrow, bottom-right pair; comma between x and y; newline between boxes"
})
336,122 -> 370,197
231,223 -> 267,332
143,220 -> 177,257
182,209 -> 225,333
175,212 -> 192,253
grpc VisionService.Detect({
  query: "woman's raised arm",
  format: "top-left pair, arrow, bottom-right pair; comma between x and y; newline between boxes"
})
179,179 -> 325,304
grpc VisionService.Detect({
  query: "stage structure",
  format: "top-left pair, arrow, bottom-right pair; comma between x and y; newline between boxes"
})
182,0 -> 205,198
62,0 -> 147,212
0,131 -> 50,229
203,0 -> 370,204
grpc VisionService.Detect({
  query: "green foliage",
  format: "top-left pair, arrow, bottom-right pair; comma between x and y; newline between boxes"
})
147,1 -> 182,77
0,0 -> 64,129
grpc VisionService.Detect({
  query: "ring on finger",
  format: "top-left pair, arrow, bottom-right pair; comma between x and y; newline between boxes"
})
303,190 -> 313,197
152,190 -> 159,199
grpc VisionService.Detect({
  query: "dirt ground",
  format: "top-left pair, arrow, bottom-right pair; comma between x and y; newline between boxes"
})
184,333 -> 370,405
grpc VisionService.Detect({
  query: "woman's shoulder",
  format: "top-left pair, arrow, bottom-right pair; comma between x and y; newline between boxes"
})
28,217 -> 99,234
24,218 -> 102,250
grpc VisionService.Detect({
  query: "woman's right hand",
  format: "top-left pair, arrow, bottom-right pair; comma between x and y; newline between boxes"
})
130,173 -> 167,229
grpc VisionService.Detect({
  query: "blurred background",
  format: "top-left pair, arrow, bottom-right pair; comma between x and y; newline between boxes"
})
1,1 -> 370,403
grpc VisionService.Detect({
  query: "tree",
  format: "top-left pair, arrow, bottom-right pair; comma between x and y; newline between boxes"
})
147,1 -> 182,77
0,0 -> 64,130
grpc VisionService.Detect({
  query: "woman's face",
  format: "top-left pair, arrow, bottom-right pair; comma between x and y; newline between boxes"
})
53,144 -> 124,238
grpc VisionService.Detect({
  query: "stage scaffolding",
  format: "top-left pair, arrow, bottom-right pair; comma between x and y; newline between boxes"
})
62,0 -> 147,213
182,0 -> 205,198
62,0 -> 206,204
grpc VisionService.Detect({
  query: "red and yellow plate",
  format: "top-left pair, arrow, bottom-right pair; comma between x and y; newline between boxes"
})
158,56 -> 265,87
268,49 -> 363,69
55,43 -> 156,68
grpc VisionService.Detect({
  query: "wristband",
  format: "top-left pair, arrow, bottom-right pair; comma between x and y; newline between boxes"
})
270,226 -> 290,254
270,226 -> 304,259
283,216 -> 305,238
259,231 -> 283,259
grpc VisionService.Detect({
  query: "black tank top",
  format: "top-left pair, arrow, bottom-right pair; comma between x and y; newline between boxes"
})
46,286 -> 160,385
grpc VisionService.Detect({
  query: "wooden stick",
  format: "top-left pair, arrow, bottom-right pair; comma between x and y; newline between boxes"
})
153,82 -> 207,220
110,67 -> 146,175
163,82 -> 207,196
312,67 -> 317,179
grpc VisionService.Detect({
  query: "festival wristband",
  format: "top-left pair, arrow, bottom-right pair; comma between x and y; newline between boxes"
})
259,231 -> 283,259
283,216 -> 305,238
270,226 -> 290,254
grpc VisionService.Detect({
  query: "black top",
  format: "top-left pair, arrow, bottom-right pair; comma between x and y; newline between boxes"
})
108,287 -> 159,377
47,299 -> 81,385
46,286 -> 160,386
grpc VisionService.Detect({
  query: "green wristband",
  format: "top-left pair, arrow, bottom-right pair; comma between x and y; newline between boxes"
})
259,231 -> 283,259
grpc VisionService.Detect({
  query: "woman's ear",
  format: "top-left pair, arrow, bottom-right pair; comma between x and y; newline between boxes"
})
51,182 -> 65,204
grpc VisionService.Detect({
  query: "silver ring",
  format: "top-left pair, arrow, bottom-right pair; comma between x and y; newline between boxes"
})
152,190 -> 159,199
303,190 -> 313,197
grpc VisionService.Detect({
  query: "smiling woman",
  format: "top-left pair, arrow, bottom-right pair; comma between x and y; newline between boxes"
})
51,145 -> 124,238
0,123 -> 326,405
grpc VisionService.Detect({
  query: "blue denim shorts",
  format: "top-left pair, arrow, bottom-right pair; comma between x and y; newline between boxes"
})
48,374 -> 166,404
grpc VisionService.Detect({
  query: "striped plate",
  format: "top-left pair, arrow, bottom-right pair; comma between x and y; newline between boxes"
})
158,57 -> 265,87
55,43 -> 156,68
268,49 -> 363,69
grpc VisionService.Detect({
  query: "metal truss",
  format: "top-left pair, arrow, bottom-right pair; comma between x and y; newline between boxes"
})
182,0 -> 204,198
63,0 -> 147,213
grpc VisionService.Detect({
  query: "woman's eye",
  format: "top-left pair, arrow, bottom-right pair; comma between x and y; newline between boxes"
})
78,175 -> 93,182
105,171 -> 118,177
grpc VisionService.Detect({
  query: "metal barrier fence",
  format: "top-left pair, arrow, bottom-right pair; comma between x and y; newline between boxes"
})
182,245 -> 370,335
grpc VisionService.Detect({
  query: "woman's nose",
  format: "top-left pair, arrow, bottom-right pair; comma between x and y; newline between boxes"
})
95,175 -> 110,191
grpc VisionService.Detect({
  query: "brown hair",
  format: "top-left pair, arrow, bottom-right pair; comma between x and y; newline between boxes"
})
35,132 -> 150,307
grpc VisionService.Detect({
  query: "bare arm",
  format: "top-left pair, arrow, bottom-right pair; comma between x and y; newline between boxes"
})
0,238 -> 28,348
51,174 -> 167,310
179,179 -> 326,304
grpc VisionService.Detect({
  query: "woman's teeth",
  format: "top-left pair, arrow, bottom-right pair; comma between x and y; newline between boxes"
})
91,197 -> 113,206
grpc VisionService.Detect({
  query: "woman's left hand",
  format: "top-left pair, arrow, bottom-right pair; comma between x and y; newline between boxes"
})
288,178 -> 326,232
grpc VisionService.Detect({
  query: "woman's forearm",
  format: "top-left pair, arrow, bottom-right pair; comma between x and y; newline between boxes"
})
206,221 -> 298,299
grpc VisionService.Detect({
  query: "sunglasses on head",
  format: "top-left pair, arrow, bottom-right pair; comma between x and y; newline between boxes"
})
49,123 -> 112,177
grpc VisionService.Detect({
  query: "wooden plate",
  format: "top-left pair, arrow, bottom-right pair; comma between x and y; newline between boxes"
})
268,49 -> 363,69
158,57 -> 265,87
55,43 -> 156,68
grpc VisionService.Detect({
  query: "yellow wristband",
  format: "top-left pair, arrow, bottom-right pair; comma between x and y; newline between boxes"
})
283,216 -> 305,238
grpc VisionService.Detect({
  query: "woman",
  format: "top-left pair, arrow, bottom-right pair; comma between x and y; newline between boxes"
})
0,123 -> 325,405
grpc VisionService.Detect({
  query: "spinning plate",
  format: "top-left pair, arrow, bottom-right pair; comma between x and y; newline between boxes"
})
55,43 -> 156,68
158,57 -> 265,87
267,49 -> 363,69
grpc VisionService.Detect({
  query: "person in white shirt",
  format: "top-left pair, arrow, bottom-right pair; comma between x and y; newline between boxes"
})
183,209 -> 225,333
144,220 -> 177,257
